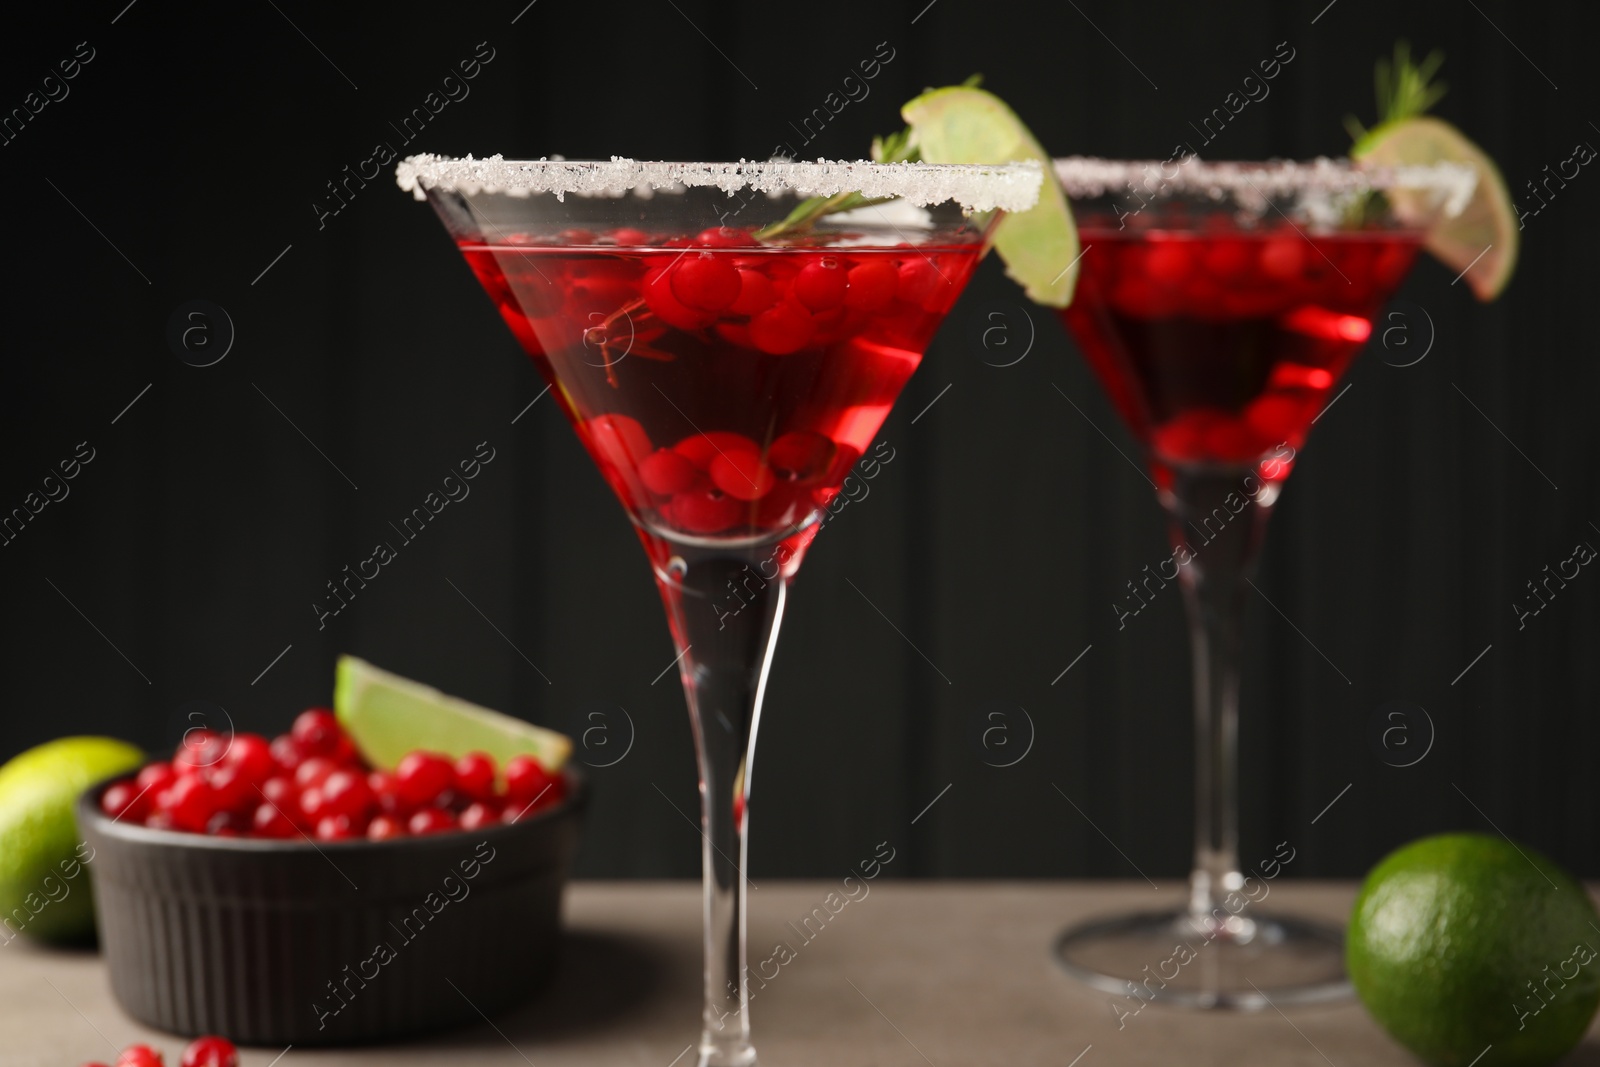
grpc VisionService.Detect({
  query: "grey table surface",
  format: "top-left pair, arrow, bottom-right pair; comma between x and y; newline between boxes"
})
4,881 -> 1599,1067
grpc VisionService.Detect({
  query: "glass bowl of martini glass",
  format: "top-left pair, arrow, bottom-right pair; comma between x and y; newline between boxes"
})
1049,155 -> 1476,1009
396,155 -> 1041,1065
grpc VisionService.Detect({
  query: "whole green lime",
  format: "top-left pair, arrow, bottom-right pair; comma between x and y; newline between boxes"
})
0,737 -> 143,944
1349,832 -> 1600,1066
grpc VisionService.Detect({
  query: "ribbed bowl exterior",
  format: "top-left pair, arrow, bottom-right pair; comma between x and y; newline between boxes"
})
77,775 -> 585,1045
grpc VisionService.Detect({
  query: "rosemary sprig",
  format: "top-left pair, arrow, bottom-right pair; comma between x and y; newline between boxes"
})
1345,41 -> 1446,144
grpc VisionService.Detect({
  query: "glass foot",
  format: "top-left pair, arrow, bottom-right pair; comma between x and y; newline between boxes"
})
1054,908 -> 1351,1010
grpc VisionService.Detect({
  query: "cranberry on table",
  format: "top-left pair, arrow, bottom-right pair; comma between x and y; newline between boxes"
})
180,1036 -> 239,1067
394,751 -> 454,808
114,1044 -> 164,1067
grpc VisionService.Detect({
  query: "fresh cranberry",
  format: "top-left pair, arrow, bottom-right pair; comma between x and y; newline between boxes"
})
290,709 -> 342,756
844,259 -> 897,311
298,786 -> 328,823
671,255 -> 742,312
158,775 -> 218,833
407,808 -> 457,836
1259,237 -> 1306,280
584,413 -> 653,473
767,431 -> 836,484
222,733 -> 275,784
639,448 -> 702,496
368,771 -> 405,814
260,775 -> 294,806
205,810 -> 248,835
453,753 -> 497,803
669,486 -> 743,534
644,268 -> 713,331
1145,242 -> 1194,285
101,781 -> 150,822
251,803 -> 297,838
203,765 -> 252,814
269,734 -> 304,772
432,788 -> 464,812
180,1035 -> 238,1067
136,761 -> 176,794
173,729 -> 229,772
116,1044 -> 164,1067
505,755 -> 554,806
319,769 -> 374,822
729,268 -> 776,316
395,752 -> 454,808
459,801 -> 502,831
749,302 -> 814,355
694,226 -> 759,248
709,450 -> 775,501
793,259 -> 847,311
1202,241 -> 1252,279
315,814 -> 363,841
367,814 -> 405,840
294,757 -> 338,790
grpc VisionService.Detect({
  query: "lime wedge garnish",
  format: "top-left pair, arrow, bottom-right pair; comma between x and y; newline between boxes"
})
334,655 -> 571,772
902,86 -> 1080,307
1353,115 -> 1518,301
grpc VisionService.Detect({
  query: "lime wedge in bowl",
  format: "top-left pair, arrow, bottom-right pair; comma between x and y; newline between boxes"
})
334,655 -> 571,773
1354,115 -> 1518,301
903,86 -> 1080,306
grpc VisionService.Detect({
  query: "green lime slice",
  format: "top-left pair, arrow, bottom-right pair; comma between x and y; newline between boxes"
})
902,86 -> 1080,307
1354,115 -> 1518,301
334,655 -> 571,773
0,736 -> 143,943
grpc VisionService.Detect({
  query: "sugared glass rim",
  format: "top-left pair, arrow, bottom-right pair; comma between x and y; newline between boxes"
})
396,155 -> 1043,214
1053,155 -> 1477,217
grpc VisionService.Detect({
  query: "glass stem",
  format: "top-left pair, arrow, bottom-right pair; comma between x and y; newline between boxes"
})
655,548 -> 786,1067
1162,467 -> 1275,925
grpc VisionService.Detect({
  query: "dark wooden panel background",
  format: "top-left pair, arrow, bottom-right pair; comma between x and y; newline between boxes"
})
2,0 -> 1593,882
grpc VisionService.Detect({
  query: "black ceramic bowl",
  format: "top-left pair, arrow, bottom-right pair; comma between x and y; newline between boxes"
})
77,771 -> 586,1045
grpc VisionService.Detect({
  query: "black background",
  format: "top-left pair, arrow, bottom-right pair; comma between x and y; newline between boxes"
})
2,0 -> 1593,883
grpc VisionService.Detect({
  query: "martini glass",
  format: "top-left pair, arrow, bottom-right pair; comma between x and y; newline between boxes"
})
397,156 -> 1039,1064
1049,157 -> 1475,1008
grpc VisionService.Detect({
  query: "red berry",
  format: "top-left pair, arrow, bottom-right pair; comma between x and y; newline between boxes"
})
896,258 -> 942,307
767,431 -> 836,484
794,259 -> 848,311
671,254 -> 742,312
180,1036 -> 238,1067
709,450 -> 775,501
453,752 -> 497,803
694,226 -> 759,248
407,808 -> 457,836
644,268 -> 713,330
269,734 -> 304,772
1145,242 -> 1193,285
291,709 -> 342,756
674,431 -> 759,469
319,769 -> 374,822
294,757 -> 338,790
367,814 -> 405,840
298,787 -> 327,823
329,734 -> 361,766
222,733 -> 275,784
174,729 -> 229,772
395,752 -> 454,808
1202,241 -> 1252,279
101,781 -> 150,822
202,765 -> 251,814
368,771 -> 405,814
1259,237 -> 1306,280
844,259 -> 897,311
205,810 -> 247,835
136,761 -> 176,794
251,803 -> 297,838
607,227 -> 650,245
460,801 -> 502,831
260,775 -> 293,806
315,814 -> 363,840
729,269 -> 776,316
749,302 -> 814,355
158,775 -> 218,833
584,413 -> 653,473
505,755 -> 554,805
669,486 -> 743,534
116,1044 -> 165,1067
639,448 -> 702,496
